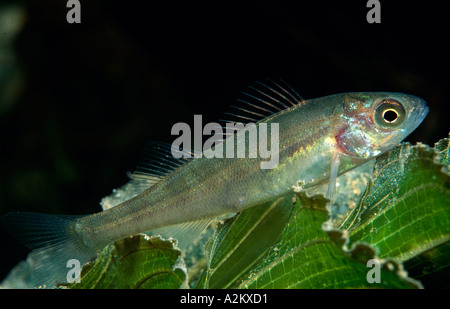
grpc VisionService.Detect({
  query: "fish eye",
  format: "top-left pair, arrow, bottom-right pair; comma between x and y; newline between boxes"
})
375,99 -> 406,128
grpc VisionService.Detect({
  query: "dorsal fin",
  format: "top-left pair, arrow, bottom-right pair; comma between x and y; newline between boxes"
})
99,142 -> 217,252
101,80 -> 303,210
100,142 -> 198,210
220,79 -> 304,125
132,141 -> 196,180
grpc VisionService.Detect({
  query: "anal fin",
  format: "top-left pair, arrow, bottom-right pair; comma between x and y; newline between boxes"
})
146,219 -> 214,252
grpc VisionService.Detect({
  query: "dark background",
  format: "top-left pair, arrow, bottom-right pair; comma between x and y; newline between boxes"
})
0,0 -> 448,281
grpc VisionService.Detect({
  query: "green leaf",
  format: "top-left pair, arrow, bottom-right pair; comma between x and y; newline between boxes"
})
434,133 -> 450,166
340,142 -> 450,262
196,194 -> 294,288
403,242 -> 450,289
338,137 -> 450,288
65,235 -> 187,289
198,192 -> 420,289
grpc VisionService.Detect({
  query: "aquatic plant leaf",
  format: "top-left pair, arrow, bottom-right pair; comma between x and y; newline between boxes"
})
340,142 -> 450,261
198,192 -> 420,289
403,241 -> 450,289
339,137 -> 450,287
434,133 -> 450,166
65,235 -> 186,289
196,194 -> 294,288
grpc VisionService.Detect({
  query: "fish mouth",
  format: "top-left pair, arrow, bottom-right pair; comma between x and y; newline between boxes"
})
418,105 -> 429,124
408,102 -> 429,135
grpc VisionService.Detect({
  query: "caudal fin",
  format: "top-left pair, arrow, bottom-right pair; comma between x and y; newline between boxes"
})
1,212 -> 97,288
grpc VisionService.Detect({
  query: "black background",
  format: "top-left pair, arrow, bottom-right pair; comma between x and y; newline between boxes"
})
0,0 -> 448,281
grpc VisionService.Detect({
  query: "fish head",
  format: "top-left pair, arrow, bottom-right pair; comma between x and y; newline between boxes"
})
334,92 -> 428,160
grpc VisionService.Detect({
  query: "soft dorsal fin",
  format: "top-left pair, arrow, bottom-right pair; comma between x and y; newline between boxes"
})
100,142 -> 197,210
221,79 -> 304,124
132,141 -> 196,181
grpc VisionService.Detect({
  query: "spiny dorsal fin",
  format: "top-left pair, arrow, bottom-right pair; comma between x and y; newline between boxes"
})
220,79 -> 304,124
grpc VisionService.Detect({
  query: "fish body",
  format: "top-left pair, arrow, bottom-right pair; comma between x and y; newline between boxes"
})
2,85 -> 429,287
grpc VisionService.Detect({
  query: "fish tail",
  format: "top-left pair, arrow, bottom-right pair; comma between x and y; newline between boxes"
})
1,212 -> 97,287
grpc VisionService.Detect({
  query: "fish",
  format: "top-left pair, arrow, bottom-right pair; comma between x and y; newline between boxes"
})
1,80 -> 429,287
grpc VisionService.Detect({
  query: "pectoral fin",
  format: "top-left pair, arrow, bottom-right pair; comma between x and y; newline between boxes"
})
326,153 -> 341,205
